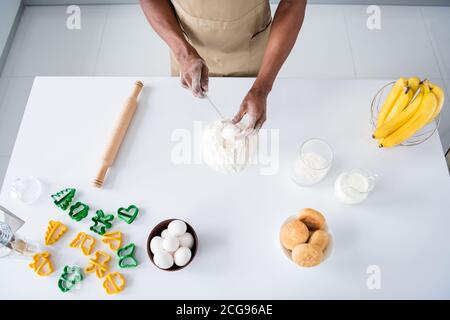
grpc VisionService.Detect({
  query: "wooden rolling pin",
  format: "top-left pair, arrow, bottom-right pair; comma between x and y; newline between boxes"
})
92,81 -> 144,188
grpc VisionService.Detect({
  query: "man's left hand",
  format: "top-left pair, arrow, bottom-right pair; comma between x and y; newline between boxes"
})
232,87 -> 268,135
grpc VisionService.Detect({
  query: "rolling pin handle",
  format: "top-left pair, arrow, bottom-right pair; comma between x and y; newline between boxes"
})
92,163 -> 109,188
131,81 -> 144,99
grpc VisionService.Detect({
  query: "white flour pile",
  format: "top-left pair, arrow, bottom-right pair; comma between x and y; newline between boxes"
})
291,152 -> 329,185
202,120 -> 256,174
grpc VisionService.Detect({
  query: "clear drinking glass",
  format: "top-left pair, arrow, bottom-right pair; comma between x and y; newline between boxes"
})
10,176 -> 42,204
291,139 -> 333,186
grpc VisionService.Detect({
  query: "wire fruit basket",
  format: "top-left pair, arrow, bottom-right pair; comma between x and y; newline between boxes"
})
370,81 -> 440,146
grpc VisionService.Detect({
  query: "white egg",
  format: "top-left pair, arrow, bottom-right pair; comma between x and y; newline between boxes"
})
162,236 -> 179,253
221,123 -> 240,140
178,232 -> 194,249
150,236 -> 164,254
153,251 -> 174,269
161,229 -> 169,238
174,247 -> 192,267
168,220 -> 187,237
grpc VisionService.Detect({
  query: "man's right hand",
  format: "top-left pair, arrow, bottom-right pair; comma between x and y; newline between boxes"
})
178,52 -> 209,98
139,1 -> 209,98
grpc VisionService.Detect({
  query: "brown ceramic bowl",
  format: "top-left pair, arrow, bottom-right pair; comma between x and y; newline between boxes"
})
147,219 -> 198,271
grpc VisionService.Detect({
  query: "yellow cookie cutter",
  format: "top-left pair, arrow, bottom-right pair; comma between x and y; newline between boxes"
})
69,232 -> 96,256
102,231 -> 123,251
102,272 -> 126,295
44,220 -> 68,245
85,251 -> 111,278
29,252 -> 54,276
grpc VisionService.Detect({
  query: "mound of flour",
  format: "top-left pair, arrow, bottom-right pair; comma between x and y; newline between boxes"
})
202,120 -> 256,174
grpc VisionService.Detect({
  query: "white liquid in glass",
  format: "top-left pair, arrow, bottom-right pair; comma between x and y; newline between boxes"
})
335,171 -> 371,204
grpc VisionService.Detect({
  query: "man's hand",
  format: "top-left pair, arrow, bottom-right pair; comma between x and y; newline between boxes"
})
139,0 -> 209,98
179,52 -> 209,98
230,0 -> 306,134
232,87 -> 268,134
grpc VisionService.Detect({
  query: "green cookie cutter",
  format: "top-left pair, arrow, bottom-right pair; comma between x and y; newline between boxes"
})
69,202 -> 89,221
90,210 -> 114,235
58,265 -> 84,293
117,205 -> 139,224
117,243 -> 138,268
51,188 -> 76,210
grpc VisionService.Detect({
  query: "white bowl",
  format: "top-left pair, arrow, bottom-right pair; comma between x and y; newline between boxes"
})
279,215 -> 333,267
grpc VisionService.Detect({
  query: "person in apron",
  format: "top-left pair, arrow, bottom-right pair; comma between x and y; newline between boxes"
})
140,0 -> 307,132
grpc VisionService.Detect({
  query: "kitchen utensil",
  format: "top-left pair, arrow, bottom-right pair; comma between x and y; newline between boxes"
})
204,94 -> 225,119
0,205 -> 40,258
92,81 -> 144,188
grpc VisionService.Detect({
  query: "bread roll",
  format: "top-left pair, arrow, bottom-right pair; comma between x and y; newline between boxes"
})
291,243 -> 323,267
298,208 -> 325,230
280,220 -> 309,250
308,230 -> 329,251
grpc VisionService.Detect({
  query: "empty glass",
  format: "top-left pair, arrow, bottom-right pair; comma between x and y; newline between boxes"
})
10,176 -> 42,204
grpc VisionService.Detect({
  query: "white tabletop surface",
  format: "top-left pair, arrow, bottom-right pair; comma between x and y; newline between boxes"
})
1,77 -> 450,299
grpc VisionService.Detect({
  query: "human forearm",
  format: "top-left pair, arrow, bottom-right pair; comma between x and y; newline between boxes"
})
139,0 -> 195,61
140,0 -> 208,96
253,0 -> 307,93
233,0 -> 307,131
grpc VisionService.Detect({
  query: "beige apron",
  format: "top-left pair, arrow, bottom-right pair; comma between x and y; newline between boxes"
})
170,0 -> 272,77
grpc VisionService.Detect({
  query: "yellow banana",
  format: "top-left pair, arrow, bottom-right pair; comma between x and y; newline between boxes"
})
377,77 -> 407,127
407,76 -> 421,94
373,84 -> 425,139
379,88 -> 438,148
429,83 -> 445,121
384,86 -> 414,122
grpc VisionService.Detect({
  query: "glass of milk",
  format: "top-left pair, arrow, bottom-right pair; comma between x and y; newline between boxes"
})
291,139 -> 333,186
334,169 -> 377,204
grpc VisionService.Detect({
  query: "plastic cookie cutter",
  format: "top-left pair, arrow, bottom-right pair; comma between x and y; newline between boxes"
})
102,231 -> 123,251
102,272 -> 126,295
85,251 -> 111,278
68,202 -> 89,221
90,210 -> 114,235
44,220 -> 68,245
58,265 -> 84,293
69,232 -> 96,256
117,205 -> 139,224
29,252 -> 54,276
51,188 -> 76,210
117,243 -> 138,268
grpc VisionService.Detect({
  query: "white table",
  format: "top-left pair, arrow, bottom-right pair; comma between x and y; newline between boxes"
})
1,77 -> 449,299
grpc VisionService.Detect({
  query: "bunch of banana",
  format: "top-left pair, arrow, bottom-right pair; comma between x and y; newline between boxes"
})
373,77 -> 445,148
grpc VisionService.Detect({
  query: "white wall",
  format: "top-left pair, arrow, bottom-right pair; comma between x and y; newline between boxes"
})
0,0 -> 22,55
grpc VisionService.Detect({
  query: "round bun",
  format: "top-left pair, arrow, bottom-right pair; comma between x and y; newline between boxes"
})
308,230 -> 329,251
280,220 -> 309,250
298,208 -> 325,230
291,243 -> 323,267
